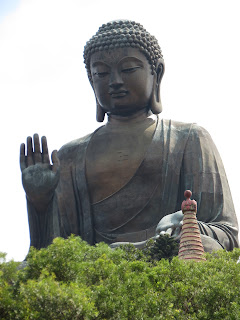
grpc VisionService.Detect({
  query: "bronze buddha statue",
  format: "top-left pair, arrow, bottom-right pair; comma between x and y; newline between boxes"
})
20,20 -> 239,252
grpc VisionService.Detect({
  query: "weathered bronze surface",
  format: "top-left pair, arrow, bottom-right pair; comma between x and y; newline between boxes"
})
20,20 -> 239,252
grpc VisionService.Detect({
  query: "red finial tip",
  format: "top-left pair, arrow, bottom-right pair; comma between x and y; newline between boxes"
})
184,190 -> 192,199
181,190 -> 197,213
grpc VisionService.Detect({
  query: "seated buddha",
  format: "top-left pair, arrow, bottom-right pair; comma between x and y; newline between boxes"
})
20,20 -> 239,253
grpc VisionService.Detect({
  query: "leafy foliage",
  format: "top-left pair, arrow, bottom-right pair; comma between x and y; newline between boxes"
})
118,234 -> 179,263
149,234 -> 179,261
1,235 -> 240,319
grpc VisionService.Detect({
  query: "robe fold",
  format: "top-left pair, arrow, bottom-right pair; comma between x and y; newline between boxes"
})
26,118 -> 239,250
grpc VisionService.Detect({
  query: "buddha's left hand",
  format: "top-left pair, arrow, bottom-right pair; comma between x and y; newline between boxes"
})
155,211 -> 184,240
110,211 -> 184,250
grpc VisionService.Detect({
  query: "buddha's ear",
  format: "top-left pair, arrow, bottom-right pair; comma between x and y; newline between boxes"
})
150,59 -> 165,114
96,99 -> 106,122
90,76 -> 106,122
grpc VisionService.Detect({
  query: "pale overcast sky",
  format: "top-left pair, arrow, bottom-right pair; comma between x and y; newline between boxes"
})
0,0 -> 240,261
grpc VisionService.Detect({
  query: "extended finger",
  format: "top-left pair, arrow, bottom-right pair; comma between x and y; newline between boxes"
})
41,136 -> 50,164
26,136 -> 34,166
166,227 -> 173,235
33,133 -> 42,163
155,223 -> 171,234
20,143 -> 26,171
51,150 -> 60,173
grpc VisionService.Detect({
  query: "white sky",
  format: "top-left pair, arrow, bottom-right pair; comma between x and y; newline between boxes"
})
0,0 -> 240,261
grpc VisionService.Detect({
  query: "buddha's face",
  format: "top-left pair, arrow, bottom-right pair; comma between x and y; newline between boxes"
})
90,47 -> 155,116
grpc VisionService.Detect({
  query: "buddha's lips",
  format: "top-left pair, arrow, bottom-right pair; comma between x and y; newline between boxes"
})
110,91 -> 128,98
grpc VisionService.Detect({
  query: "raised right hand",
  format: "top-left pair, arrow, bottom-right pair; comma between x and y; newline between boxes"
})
20,134 -> 60,208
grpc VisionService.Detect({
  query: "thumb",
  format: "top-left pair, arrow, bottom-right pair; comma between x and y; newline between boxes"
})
51,150 -> 60,173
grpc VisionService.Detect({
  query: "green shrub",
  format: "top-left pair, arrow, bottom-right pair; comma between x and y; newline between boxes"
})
149,234 -> 179,261
1,235 -> 240,319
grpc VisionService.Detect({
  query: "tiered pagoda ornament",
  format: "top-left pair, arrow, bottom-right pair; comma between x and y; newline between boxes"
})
178,190 -> 206,261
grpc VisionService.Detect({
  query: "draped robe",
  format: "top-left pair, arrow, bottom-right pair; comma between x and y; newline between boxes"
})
26,118 -> 239,250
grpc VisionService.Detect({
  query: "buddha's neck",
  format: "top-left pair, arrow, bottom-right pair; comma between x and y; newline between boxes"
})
105,109 -> 155,132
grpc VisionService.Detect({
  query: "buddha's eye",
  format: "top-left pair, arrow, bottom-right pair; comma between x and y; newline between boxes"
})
121,66 -> 141,73
93,71 -> 109,78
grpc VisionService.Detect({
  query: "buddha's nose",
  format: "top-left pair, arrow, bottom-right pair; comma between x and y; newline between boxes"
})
109,70 -> 124,88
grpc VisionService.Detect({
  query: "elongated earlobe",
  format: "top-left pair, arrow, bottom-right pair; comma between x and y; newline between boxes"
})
150,90 -> 163,114
150,61 -> 164,114
96,100 -> 105,122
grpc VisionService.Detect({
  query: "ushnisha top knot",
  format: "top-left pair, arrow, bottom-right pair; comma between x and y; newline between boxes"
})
83,20 -> 163,85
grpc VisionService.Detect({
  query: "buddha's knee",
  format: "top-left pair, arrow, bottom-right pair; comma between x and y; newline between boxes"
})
201,234 -> 223,253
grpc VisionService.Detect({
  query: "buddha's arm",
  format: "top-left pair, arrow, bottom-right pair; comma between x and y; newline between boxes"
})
25,145 -> 78,249
180,124 -> 239,250
26,192 -> 61,249
20,134 -> 61,249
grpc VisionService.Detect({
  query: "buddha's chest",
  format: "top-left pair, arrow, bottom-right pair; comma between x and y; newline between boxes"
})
86,123 -> 156,203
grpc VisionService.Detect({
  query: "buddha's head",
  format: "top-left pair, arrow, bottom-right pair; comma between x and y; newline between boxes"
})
84,20 -> 165,122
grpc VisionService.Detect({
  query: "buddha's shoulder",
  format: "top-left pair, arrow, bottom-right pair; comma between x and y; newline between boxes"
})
162,119 -> 210,137
57,132 -> 93,158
